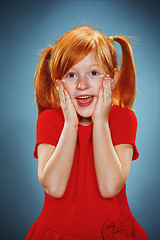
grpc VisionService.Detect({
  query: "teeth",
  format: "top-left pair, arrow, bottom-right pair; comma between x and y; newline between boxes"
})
77,96 -> 91,99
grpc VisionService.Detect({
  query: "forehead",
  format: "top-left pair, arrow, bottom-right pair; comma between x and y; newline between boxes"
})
70,52 -> 100,70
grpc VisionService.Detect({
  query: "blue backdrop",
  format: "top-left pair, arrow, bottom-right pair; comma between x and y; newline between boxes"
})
1,0 -> 159,239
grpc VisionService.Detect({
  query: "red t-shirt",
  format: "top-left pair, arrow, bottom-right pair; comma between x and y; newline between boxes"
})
26,105 -> 149,239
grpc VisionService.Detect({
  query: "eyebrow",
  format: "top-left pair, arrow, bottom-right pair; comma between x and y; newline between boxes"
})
71,64 -> 101,71
88,64 -> 100,67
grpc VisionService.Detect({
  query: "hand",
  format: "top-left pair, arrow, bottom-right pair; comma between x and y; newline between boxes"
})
56,80 -> 79,127
92,75 -> 113,123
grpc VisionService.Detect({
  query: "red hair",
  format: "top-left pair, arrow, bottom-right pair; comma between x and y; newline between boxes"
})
34,26 -> 136,115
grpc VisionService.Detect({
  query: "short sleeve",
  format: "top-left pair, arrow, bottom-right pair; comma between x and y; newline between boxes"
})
109,106 -> 139,160
33,109 -> 59,159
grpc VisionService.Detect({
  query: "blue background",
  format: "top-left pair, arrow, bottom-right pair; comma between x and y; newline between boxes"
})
0,0 -> 159,239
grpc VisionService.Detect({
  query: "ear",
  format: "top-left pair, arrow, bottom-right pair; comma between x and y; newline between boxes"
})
111,68 -> 119,89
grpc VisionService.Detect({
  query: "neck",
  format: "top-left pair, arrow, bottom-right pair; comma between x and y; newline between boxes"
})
78,115 -> 92,126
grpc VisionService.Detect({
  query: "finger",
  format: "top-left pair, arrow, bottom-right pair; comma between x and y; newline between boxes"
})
106,79 -> 112,95
64,89 -> 76,112
56,79 -> 62,97
55,79 -> 61,91
59,85 -> 66,107
104,79 -> 112,103
107,81 -> 112,102
97,86 -> 104,104
105,75 -> 112,93
103,76 -> 111,98
63,89 -> 78,120
64,89 -> 71,102
104,80 -> 108,104
59,90 -> 65,108
58,81 -> 64,95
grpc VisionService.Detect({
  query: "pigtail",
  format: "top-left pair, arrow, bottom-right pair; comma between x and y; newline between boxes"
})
112,36 -> 136,109
34,46 -> 59,115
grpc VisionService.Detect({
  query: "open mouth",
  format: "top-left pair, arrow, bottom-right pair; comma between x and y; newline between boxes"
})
76,95 -> 94,107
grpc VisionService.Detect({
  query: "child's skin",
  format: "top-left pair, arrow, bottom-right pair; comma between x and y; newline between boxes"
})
37,52 -> 133,198
58,52 -> 117,126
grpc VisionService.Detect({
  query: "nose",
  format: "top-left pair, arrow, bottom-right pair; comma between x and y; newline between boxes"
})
76,75 -> 90,90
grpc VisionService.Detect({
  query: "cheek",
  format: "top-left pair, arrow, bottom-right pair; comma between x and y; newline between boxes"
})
63,84 -> 77,106
63,83 -> 73,97
94,80 -> 103,96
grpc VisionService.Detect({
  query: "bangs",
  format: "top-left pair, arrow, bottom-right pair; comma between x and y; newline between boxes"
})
51,26 -> 117,80
62,37 -> 95,76
93,38 -> 116,76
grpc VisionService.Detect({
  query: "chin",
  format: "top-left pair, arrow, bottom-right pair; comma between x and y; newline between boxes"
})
72,97 -> 96,119
77,110 -> 93,118
75,104 -> 95,119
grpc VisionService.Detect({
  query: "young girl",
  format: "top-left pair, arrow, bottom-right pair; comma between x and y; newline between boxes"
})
26,26 -> 149,239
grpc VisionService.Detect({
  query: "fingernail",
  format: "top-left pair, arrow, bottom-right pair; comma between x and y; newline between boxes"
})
55,79 -> 60,85
105,74 -> 110,78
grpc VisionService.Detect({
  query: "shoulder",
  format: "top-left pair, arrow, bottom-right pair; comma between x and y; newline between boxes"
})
38,107 -> 64,124
109,105 -> 139,160
109,105 -> 137,126
36,107 -> 64,134
34,107 -> 63,159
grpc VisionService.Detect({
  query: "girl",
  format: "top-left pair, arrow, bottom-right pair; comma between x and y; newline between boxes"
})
26,26 -> 149,239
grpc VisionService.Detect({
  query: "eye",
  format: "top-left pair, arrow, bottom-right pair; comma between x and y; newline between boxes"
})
67,72 -> 77,78
89,71 -> 99,76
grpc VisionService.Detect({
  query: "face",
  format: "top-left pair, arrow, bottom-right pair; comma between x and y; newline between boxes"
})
61,52 -> 106,124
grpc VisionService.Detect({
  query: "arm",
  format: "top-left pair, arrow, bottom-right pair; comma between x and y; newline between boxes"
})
38,82 -> 78,198
38,123 -> 77,198
92,75 -> 133,198
93,121 -> 133,198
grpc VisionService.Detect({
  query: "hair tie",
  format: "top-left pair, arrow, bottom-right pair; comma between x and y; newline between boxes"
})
108,36 -> 114,43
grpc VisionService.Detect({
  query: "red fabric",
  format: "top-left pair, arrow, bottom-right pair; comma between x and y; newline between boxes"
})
109,105 -> 139,160
33,108 -> 64,158
26,105 -> 148,239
